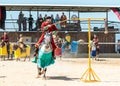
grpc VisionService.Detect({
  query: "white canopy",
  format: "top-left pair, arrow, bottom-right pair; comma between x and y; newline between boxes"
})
0,4 -> 120,12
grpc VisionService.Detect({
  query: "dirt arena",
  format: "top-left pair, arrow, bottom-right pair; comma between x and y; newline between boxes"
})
0,57 -> 120,86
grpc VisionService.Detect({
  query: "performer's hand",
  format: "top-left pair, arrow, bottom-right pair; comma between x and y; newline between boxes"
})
48,25 -> 51,27
35,43 -> 39,48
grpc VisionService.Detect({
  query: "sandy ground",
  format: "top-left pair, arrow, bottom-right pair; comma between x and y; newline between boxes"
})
0,57 -> 120,86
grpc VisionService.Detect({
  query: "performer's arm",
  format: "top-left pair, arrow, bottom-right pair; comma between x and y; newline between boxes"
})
35,33 -> 44,47
51,24 -> 58,31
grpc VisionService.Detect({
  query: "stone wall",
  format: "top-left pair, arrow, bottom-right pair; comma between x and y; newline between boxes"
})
0,31 -> 115,53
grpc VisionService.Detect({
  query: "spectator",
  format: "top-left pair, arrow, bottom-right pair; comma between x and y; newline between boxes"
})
61,12 -> 67,28
93,34 -> 100,61
28,14 -> 34,31
43,14 -> 47,21
36,14 -> 43,30
17,11 -> 24,31
23,16 -> 27,31
117,40 -> 120,53
55,14 -> 60,22
51,14 -> 55,24
76,20 -> 81,31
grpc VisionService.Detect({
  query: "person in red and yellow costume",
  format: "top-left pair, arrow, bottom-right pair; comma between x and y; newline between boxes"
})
34,16 -> 58,59
1,32 -> 10,59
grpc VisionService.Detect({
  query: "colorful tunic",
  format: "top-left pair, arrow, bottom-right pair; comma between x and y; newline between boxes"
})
36,21 -> 58,55
37,32 -> 54,68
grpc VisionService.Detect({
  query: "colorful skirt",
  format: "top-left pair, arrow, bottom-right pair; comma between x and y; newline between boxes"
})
37,50 -> 55,68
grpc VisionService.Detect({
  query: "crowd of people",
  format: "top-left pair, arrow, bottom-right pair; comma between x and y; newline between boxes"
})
17,11 -> 67,31
17,11 -> 34,31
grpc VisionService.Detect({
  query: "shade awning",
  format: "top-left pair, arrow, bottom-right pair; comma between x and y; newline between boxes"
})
0,4 -> 119,12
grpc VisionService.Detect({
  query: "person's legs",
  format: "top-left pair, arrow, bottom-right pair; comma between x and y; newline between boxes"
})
18,22 -> 22,31
36,66 -> 42,78
29,23 -> 32,31
31,23 -> 33,31
29,23 -> 31,31
95,48 -> 99,61
43,68 -> 47,79
6,42 -> 10,59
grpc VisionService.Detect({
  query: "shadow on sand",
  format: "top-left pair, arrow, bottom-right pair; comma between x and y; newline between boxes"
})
95,58 -> 107,61
47,76 -> 79,81
0,76 -> 6,78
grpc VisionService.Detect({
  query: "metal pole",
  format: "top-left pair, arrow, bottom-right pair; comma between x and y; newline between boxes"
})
69,10 -> 70,23
37,8 -> 39,18
88,18 -> 91,68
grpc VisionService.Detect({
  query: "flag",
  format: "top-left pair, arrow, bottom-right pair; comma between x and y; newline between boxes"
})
111,8 -> 120,20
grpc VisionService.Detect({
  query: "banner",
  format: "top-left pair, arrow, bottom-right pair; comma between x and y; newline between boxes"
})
111,8 -> 120,20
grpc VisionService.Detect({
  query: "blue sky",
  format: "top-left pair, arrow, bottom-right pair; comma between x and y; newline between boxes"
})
0,0 -> 120,6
